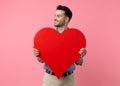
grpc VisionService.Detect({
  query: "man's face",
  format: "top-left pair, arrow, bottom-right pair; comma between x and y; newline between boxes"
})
54,10 -> 68,27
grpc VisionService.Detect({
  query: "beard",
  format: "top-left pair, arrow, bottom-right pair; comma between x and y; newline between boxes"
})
54,20 -> 65,27
54,23 -> 65,27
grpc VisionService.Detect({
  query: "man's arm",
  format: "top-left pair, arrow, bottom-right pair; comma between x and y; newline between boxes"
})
75,58 -> 83,65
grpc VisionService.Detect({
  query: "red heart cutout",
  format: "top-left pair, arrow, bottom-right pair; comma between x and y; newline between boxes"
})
34,27 -> 86,79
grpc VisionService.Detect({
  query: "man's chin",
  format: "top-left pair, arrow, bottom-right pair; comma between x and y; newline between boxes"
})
54,24 -> 59,27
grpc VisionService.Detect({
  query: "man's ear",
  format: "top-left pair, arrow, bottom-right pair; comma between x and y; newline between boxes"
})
65,16 -> 69,23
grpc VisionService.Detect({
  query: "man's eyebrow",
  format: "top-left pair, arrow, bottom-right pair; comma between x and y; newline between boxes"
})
55,14 -> 62,16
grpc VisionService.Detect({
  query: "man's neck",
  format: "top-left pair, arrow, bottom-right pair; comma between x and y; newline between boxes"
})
57,25 -> 68,33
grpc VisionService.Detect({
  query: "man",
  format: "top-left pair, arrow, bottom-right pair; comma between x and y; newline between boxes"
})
33,5 -> 87,86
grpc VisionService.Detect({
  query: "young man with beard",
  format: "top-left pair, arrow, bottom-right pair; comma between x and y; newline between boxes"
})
33,5 -> 87,86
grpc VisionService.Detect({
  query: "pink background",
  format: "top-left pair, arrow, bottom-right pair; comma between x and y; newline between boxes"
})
0,0 -> 120,86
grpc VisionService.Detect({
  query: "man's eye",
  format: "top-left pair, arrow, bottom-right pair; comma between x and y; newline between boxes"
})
57,15 -> 61,17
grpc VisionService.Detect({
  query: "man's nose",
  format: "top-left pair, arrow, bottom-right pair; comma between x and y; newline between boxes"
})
54,18 -> 57,21
54,16 -> 57,20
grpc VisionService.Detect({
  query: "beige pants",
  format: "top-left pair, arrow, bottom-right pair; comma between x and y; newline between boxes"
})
42,72 -> 75,86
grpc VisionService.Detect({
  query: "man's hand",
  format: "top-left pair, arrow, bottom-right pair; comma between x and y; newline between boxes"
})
33,48 -> 43,63
33,48 -> 40,57
79,48 -> 87,59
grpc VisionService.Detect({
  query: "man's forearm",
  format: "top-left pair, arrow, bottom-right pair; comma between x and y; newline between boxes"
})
37,57 -> 44,63
75,58 -> 83,65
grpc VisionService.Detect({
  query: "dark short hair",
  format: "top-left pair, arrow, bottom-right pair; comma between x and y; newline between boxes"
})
56,5 -> 72,22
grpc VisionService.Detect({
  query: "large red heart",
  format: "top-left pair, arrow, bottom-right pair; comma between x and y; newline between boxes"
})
34,27 -> 86,79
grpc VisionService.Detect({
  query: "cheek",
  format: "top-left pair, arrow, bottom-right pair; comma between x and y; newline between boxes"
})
59,18 -> 65,22
57,18 -> 61,21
